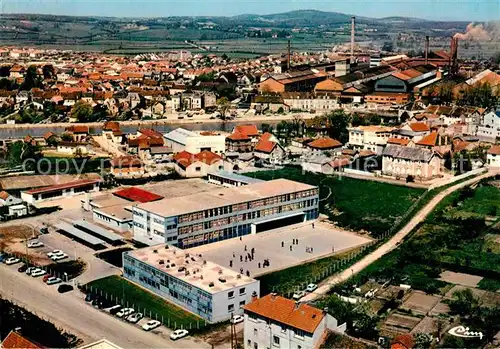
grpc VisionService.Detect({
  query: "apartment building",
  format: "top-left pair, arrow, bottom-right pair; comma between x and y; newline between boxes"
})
123,244 -> 260,323
132,179 -> 319,248
243,294 -> 345,349
348,126 -> 394,154
477,110 -> 500,140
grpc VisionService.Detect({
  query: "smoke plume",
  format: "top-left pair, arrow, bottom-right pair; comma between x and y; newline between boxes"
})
454,23 -> 490,41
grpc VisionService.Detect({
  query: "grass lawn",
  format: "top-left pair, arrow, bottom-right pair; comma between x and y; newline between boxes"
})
247,167 -> 425,236
477,277 -> 500,292
85,275 -> 203,330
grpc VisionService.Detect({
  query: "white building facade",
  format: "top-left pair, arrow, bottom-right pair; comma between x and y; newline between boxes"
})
164,128 -> 226,154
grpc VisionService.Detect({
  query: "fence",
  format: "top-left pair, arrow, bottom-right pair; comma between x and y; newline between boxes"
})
80,283 -> 209,332
275,240 -> 378,298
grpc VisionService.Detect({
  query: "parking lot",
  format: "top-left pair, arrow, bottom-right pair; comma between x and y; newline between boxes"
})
187,221 -> 373,277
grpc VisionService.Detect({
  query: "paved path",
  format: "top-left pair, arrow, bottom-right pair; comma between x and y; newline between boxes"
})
0,263 -> 210,348
301,170 -> 497,302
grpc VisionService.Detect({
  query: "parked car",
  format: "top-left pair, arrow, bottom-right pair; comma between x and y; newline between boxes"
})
109,305 -> 122,315
27,240 -> 44,248
25,267 -> 38,275
46,277 -> 62,285
5,257 -> 20,265
230,315 -> 244,324
47,250 -> 64,258
126,313 -> 143,323
43,274 -> 53,282
306,283 -> 318,292
57,284 -> 74,293
116,308 -> 134,318
51,253 -> 68,261
170,329 -> 189,340
292,290 -> 306,300
142,320 -> 161,331
17,264 -> 28,273
31,269 -> 47,277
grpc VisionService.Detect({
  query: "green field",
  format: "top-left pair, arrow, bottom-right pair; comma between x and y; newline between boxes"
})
248,167 -> 425,236
85,275 -> 203,330
334,181 -> 500,295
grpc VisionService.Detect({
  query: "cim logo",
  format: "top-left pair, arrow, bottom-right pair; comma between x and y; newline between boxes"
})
448,326 -> 483,340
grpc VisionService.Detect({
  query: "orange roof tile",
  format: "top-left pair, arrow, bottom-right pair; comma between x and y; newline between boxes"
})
227,132 -> 251,141
234,124 -> 259,137
174,150 -> 222,168
416,132 -> 438,147
488,145 -> 500,155
387,138 -> 410,146
1,331 -> 43,349
392,334 -> 415,349
254,139 -> 277,153
308,137 -> 342,149
409,122 -> 430,132
243,294 -> 324,333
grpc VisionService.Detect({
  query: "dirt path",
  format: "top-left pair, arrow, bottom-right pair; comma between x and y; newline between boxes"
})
302,169 -> 497,302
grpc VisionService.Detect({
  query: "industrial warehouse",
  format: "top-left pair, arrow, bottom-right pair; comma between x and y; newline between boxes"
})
132,179 -> 320,248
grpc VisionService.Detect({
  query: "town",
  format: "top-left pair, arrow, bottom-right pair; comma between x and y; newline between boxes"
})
0,5 -> 500,349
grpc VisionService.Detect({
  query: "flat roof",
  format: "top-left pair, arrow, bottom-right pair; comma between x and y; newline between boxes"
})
94,204 -> 133,222
0,173 -> 102,191
55,222 -> 106,246
24,179 -> 100,195
127,244 -> 257,294
113,187 -> 163,203
136,179 -> 317,218
207,171 -> 264,184
74,219 -> 124,241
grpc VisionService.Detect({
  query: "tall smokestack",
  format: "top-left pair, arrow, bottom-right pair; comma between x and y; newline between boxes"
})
449,36 -> 459,76
287,40 -> 291,71
424,36 -> 429,65
351,16 -> 356,62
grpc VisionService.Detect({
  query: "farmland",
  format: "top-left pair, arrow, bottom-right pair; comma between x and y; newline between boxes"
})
248,167 -> 425,236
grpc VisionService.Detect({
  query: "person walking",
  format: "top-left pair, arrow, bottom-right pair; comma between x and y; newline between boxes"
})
281,241 -> 284,248
290,245 -> 293,251
229,260 -> 233,267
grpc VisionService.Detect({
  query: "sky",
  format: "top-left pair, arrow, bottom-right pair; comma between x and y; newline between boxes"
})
2,0 -> 499,21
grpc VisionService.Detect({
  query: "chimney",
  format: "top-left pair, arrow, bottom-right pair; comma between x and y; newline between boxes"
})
270,292 -> 277,300
323,307 -> 329,315
287,40 -> 291,71
350,16 -> 356,62
251,290 -> 258,301
424,36 -> 429,65
294,301 -> 301,310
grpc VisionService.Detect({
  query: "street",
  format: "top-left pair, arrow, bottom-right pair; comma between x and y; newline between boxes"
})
0,263 -> 210,348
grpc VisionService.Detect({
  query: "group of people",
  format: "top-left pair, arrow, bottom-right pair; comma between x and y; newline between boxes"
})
229,243 -> 271,277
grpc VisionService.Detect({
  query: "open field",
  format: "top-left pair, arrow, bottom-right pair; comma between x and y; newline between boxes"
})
248,167 -> 425,236
85,275 -> 203,330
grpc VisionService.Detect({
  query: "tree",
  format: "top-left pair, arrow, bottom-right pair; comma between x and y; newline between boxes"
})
261,123 -> 273,134
326,110 -> 350,144
216,97 -> 231,120
414,333 -> 432,349
7,140 -> 39,168
351,113 -> 365,127
42,64 -> 55,80
449,289 -> 481,317
70,101 -> 94,123
61,133 -> 74,142
20,65 -> 42,91
382,41 -> 394,52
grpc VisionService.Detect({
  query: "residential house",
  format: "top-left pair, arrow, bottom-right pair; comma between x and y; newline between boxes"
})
173,150 -> 227,178
0,191 -> 23,207
226,132 -> 253,153
243,294 -> 345,349
149,146 -> 173,163
102,121 -> 124,144
56,141 -> 89,156
307,137 -> 343,155
348,126 -> 394,155
281,92 -> 339,113
232,125 -> 260,142
487,145 -> 500,168
392,122 -> 431,142
253,133 -> 285,163
382,144 -> 441,181
251,95 -> 288,113
65,125 -> 90,142
111,156 -> 144,177
1,330 -> 43,349
477,109 -> 500,140
414,132 -> 452,155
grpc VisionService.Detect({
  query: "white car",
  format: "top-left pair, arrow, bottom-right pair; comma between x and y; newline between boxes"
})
27,240 -> 44,248
116,308 -> 134,318
26,266 -> 38,275
51,253 -> 68,261
126,312 -> 143,323
292,290 -> 306,300
5,257 -> 20,265
142,320 -> 161,331
306,283 -> 318,292
46,277 -> 62,285
31,269 -> 47,277
169,329 -> 189,340
230,315 -> 244,324
47,250 -> 64,258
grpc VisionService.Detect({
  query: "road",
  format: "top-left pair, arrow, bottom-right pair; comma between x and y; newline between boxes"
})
302,169 -> 497,302
0,263 -> 210,348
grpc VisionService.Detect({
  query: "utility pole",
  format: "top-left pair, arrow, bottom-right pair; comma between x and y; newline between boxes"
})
230,313 -> 238,349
